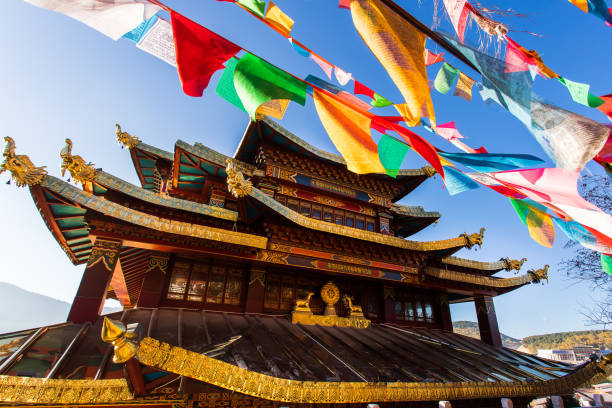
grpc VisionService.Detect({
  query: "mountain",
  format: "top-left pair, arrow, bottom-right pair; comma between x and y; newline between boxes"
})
453,321 -> 522,349
522,331 -> 612,353
0,282 -> 121,333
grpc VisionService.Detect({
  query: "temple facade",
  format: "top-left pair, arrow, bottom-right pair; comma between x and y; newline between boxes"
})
0,119 -> 609,407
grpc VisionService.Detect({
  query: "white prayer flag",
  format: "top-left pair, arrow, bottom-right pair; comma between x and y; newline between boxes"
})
136,18 -> 176,67
24,0 -> 161,40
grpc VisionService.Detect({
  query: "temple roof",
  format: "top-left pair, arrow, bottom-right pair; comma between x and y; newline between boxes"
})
0,309 -> 609,405
390,203 -> 441,237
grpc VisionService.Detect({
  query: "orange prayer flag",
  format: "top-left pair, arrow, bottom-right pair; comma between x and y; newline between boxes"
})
454,71 -> 475,101
313,89 -> 386,174
255,99 -> 290,120
569,0 -> 589,12
350,0 -> 435,128
264,1 -> 294,37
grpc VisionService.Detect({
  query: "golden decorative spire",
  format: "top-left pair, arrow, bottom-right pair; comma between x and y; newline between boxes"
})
0,136 -> 47,187
462,227 -> 485,249
115,124 -> 140,149
528,265 -> 549,284
226,159 -> 252,198
101,317 -> 139,364
421,165 -> 437,177
502,257 -> 527,271
60,138 -> 98,185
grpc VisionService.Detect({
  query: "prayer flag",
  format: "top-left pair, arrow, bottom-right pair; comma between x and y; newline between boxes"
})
378,134 -> 410,178
434,63 -> 460,94
24,0 -> 161,40
531,99 -> 610,171
468,172 -> 527,199
505,38 -> 531,74
237,0 -> 265,18
310,54 -> 333,79
444,166 -> 480,195
602,254 -> 612,275
587,0 -> 612,23
136,17 -> 176,67
351,0 -> 435,127
597,93 -> 612,120
256,99 -> 290,120
372,93 -> 393,108
339,0 -> 353,9
425,49 -> 444,66
289,38 -> 310,57
171,11 -> 241,97
509,198 -> 555,248
335,67 -> 353,86
553,218 -> 612,253
264,1 -> 294,37
439,152 -> 545,172
569,0 -> 589,12
454,72 -> 475,101
442,0 -> 469,42
390,123 -> 445,178
123,14 -> 158,42
354,81 -> 375,98
558,77 -> 605,107
312,89 -> 386,174
306,75 -> 370,110
233,53 -> 307,118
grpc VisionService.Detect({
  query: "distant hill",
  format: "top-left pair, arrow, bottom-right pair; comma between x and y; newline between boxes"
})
453,321 -> 522,349
0,282 -> 121,333
522,331 -> 612,353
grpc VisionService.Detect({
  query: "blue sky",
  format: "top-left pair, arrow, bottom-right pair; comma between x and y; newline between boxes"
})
0,0 -> 609,339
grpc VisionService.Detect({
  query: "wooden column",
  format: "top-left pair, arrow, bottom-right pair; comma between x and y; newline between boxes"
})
474,295 -> 502,348
245,266 -> 266,314
438,293 -> 453,332
137,252 -> 170,308
382,286 -> 396,324
68,238 -> 122,324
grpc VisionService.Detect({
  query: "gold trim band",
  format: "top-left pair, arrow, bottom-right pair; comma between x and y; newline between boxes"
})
425,267 -> 537,288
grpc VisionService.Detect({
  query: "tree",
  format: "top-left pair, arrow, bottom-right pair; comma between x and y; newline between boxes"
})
558,174 -> 612,329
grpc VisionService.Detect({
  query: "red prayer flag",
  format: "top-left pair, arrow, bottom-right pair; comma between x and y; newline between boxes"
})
354,81 -> 375,98
597,93 -> 612,120
171,11 -> 241,97
425,49 -> 444,66
339,0 -> 353,9
390,123 -> 445,179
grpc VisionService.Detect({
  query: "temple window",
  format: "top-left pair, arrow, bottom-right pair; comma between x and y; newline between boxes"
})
277,195 -> 376,232
395,293 -> 436,323
166,260 -> 245,306
264,272 -> 315,311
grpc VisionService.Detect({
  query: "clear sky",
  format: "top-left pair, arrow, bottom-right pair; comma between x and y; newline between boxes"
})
0,0 -> 609,339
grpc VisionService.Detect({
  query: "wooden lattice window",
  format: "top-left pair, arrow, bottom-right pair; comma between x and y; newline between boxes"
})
395,293 -> 435,323
166,260 -> 245,306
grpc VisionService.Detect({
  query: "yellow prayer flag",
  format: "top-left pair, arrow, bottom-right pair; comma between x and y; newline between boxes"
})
255,99 -> 290,120
569,0 -> 589,13
454,72 -> 475,102
526,207 -> 555,248
350,0 -> 435,128
264,1 -> 294,37
313,89 -> 386,174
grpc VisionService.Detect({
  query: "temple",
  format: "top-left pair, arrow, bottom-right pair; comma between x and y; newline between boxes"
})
0,119 -> 609,408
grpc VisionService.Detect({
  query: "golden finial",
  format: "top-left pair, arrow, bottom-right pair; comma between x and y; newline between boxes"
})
226,159 -> 252,198
115,124 -> 140,149
0,136 -> 47,187
528,265 -> 549,284
101,317 -> 139,364
421,165 -> 437,177
502,257 -> 527,272
462,227 -> 485,249
60,138 -> 98,185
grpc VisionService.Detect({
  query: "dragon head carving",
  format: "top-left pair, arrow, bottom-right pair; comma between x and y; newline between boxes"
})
528,265 -> 549,284
60,138 -> 98,185
0,137 -> 47,187
502,257 -> 527,272
115,124 -> 140,149
226,159 -> 252,198
462,227 -> 486,249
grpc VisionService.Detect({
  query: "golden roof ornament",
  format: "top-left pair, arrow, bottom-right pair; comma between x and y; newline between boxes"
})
421,165 -> 437,177
528,265 -> 549,284
502,257 -> 527,272
60,138 -> 98,185
462,227 -> 486,249
115,124 -> 140,149
0,136 -> 47,187
226,159 -> 252,198
101,317 -> 139,364
321,281 -> 340,316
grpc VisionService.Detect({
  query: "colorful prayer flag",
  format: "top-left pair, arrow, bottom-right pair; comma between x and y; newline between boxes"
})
351,0 -> 435,127
237,0 -> 265,18
264,1 -> 294,37
438,152 -> 545,172
436,122 -> 482,153
256,99 -> 290,120
289,38 -> 310,57
509,198 -> 555,248
354,81 -> 375,98
378,134 -> 410,178
587,0 -> 612,23
602,253 -> 612,275
312,89 -> 386,174
558,77 -> 605,107
454,72 -> 475,101
504,38 -> 531,74
597,93 -> 612,120
569,0 -> 589,12
24,0 -> 161,40
136,17 -> 176,67
123,14 -> 158,42
371,93 -> 393,108
171,11 -> 241,97
390,123 -> 445,178
334,67 -> 353,86
425,49 -> 444,66
442,0 -> 469,42
310,54 -> 333,79
553,218 -> 612,253
444,166 -> 480,195
434,63 -> 460,94
233,53 -> 307,118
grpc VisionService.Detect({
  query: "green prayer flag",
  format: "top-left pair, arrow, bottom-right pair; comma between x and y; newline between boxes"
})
216,57 -> 247,113
509,198 -> 530,226
377,134 -> 410,178
371,93 -> 393,108
238,0 -> 266,18
233,53 -> 307,119
558,77 -> 603,107
602,253 -> 612,276
434,63 -> 460,95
